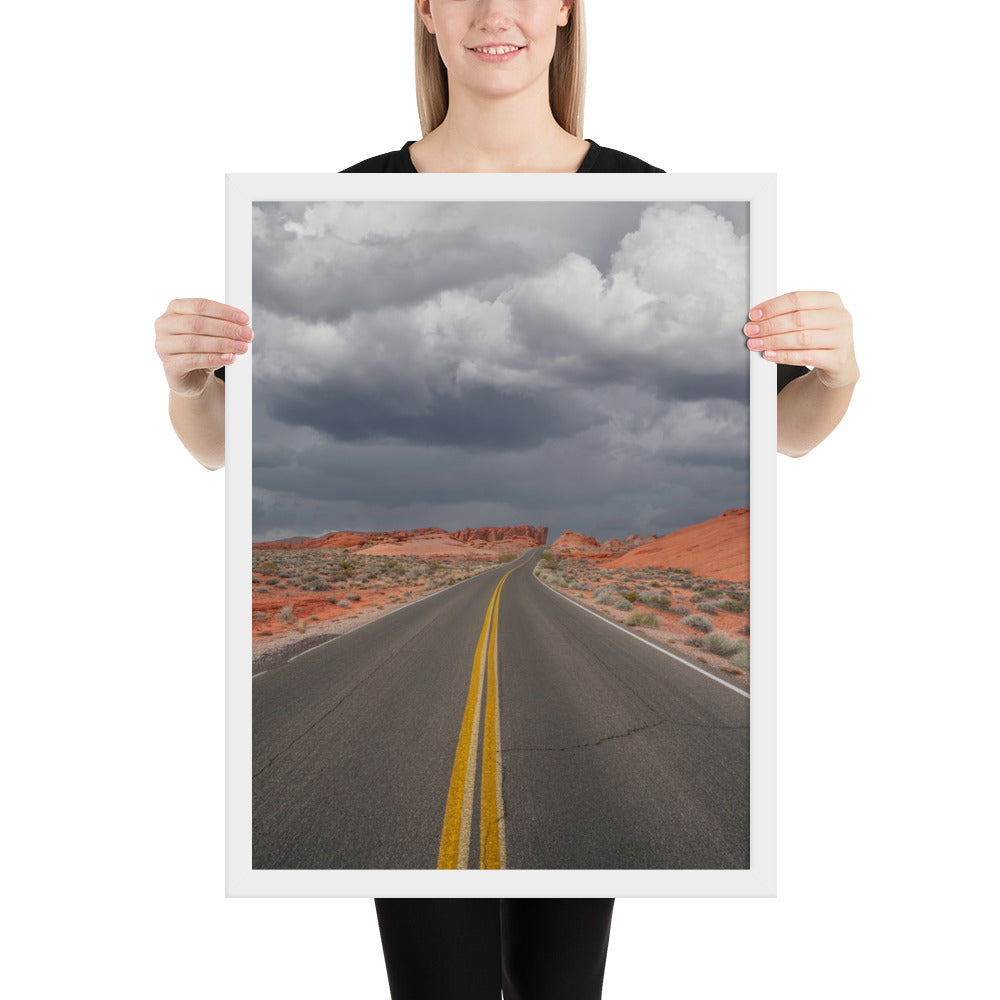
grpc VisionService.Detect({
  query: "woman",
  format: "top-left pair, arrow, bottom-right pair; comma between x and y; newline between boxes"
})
155,3 -> 859,997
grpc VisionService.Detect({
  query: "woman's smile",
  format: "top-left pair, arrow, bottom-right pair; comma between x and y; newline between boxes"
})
466,43 -> 526,63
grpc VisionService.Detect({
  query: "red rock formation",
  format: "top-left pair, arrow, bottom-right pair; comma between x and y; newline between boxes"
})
607,508 -> 749,581
255,530 -> 372,550
256,525 -> 546,550
550,530 -> 602,551
625,533 -> 660,546
451,525 -> 547,545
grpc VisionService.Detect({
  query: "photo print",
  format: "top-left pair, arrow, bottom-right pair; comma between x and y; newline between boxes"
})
226,173 -> 777,897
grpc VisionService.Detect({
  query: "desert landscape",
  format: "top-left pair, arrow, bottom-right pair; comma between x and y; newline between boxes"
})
251,525 -> 546,672
251,511 -> 751,684
534,508 -> 751,688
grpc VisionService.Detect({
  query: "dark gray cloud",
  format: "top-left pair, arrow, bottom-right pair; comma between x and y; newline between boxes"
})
250,201 -> 750,542
266,381 -> 599,449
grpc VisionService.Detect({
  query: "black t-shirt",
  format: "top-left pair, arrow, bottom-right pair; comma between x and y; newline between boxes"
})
216,141 -> 808,389
342,139 -> 663,174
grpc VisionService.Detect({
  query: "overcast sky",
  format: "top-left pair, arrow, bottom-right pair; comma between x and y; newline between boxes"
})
251,200 -> 750,543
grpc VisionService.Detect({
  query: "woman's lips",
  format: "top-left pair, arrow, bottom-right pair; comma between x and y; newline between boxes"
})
467,44 -> 525,63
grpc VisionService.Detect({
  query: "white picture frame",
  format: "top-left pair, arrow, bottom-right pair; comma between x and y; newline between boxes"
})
225,173 -> 777,898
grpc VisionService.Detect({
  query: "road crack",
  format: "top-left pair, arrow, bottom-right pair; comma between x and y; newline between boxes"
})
503,716 -> 748,753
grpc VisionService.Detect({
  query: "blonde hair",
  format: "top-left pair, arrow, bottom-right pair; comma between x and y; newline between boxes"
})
414,1 -> 587,138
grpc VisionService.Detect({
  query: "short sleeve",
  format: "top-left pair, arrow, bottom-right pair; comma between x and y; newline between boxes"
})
777,363 -> 809,393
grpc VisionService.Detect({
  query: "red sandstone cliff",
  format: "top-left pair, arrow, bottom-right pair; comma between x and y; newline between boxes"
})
550,530 -> 602,552
452,525 -> 547,545
255,525 -> 547,551
607,508 -> 749,580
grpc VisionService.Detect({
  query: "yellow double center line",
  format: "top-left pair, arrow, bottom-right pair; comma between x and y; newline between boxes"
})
437,566 -> 514,869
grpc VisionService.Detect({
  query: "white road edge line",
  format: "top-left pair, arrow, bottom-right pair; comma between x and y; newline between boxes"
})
531,566 -> 750,700
491,595 -> 507,870
262,550 -> 536,674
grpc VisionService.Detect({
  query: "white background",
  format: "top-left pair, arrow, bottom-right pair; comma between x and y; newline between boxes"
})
5,1 -> 994,997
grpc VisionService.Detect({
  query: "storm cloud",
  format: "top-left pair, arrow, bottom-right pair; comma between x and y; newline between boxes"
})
250,200 -> 750,542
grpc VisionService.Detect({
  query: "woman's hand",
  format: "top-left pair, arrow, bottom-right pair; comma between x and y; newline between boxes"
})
744,290 -> 859,389
154,297 -> 253,397
747,291 -> 860,456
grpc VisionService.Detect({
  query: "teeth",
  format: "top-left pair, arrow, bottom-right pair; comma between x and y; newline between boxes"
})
477,45 -> 520,55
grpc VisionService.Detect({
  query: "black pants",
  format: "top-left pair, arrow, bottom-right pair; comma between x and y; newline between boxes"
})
375,898 -> 614,1000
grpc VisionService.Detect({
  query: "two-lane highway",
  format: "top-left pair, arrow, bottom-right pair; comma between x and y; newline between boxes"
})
252,550 -> 749,869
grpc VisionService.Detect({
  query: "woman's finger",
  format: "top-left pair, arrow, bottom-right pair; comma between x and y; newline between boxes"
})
745,329 -> 842,354
165,353 -> 238,377
156,331 -> 251,360
759,345 -> 855,373
749,290 -> 842,322
164,297 -> 249,325
154,312 -> 253,343
743,306 -> 844,340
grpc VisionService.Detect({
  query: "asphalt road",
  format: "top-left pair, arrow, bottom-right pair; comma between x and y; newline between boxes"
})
252,550 -> 749,869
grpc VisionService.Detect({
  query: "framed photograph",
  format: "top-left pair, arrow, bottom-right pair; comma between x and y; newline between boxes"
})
225,173 -> 777,897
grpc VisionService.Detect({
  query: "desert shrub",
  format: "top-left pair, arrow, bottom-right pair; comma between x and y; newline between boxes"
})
739,623 -> 750,635
253,611 -> 267,622
697,587 -> 723,598
251,576 -> 261,585
339,560 -> 356,574
265,578 -> 279,585
622,592 -> 638,603
497,553 -> 517,563
626,610 -> 658,627
613,597 -> 633,611
685,636 -> 707,648
593,586 -> 619,605
707,632 -> 744,657
681,613 -> 714,633
729,645 -> 750,670
544,572 -> 569,588
720,599 -> 748,613
278,606 -> 295,623
346,593 -> 361,601
695,601 -> 721,615
303,581 -> 332,591
639,589 -> 671,611
337,600 -> 351,609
